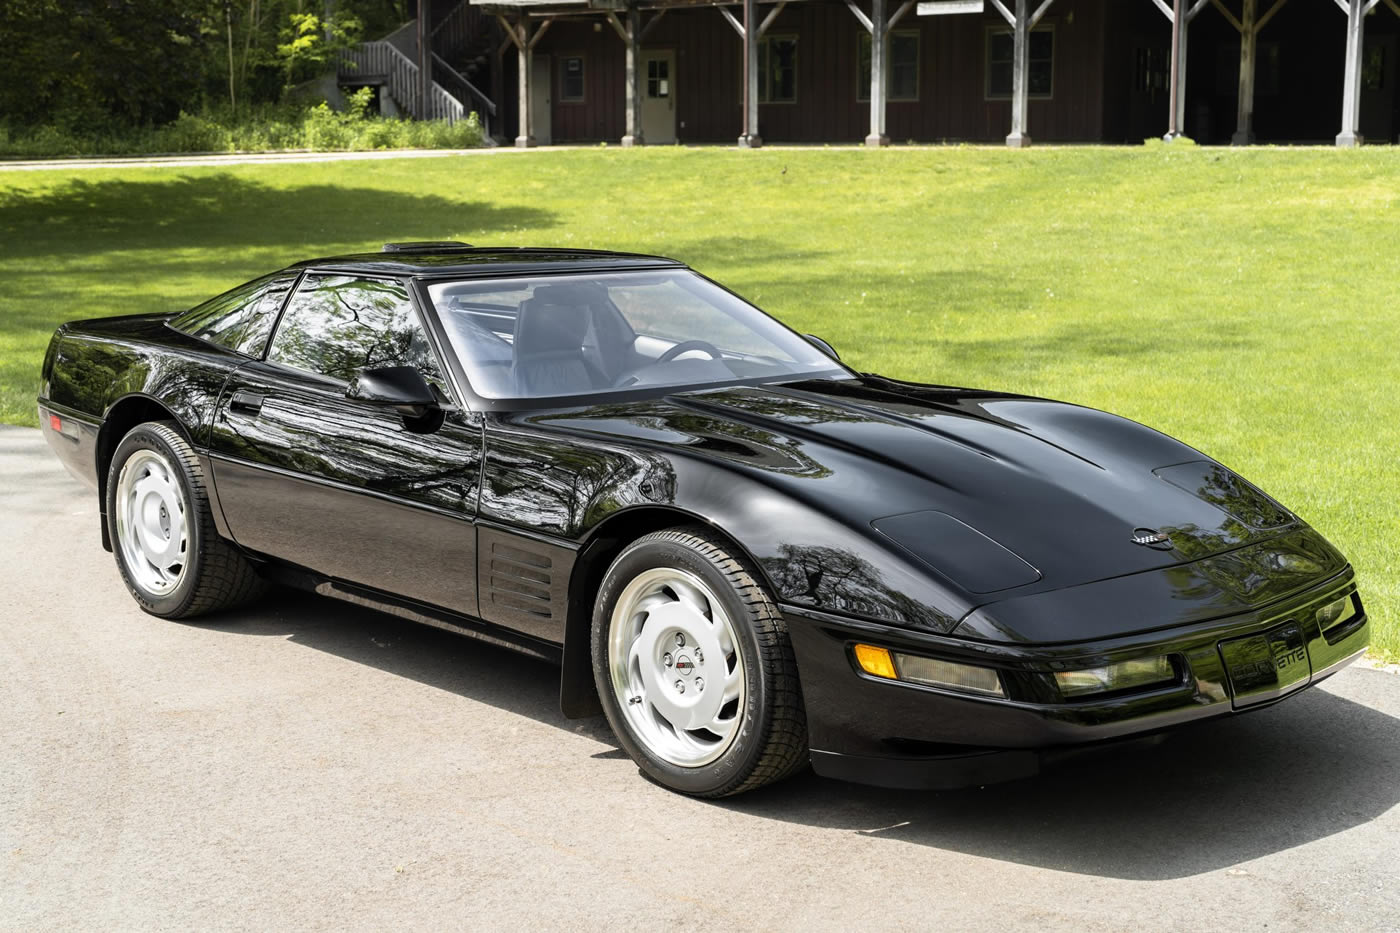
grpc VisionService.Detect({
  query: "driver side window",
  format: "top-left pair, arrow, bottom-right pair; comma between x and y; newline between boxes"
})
268,275 -> 447,391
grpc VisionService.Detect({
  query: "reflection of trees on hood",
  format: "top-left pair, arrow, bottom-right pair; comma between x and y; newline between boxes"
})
575,454 -> 679,526
1160,529 -> 1337,606
1156,463 -> 1297,562
1190,464 -> 1293,531
550,400 -> 836,479
762,543 -> 953,630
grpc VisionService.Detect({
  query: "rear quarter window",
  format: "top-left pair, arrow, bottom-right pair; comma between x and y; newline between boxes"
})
170,272 -> 298,357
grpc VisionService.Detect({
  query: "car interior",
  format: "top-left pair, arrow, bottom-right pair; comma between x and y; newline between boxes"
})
431,277 -> 785,399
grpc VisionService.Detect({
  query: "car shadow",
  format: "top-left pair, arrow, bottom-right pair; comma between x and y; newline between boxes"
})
197,588 -> 620,747
720,680 -> 1400,880
201,589 -> 1399,881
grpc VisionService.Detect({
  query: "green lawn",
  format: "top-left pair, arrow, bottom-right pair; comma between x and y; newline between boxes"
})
1,147 -> 1395,659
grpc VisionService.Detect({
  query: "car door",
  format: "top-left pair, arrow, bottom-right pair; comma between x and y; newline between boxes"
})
206,272 -> 483,617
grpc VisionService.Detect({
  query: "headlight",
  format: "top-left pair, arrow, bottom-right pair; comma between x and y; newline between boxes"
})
853,644 -> 1005,698
1055,656 -> 1176,698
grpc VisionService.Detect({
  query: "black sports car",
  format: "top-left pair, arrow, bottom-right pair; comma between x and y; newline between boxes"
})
38,243 -> 1369,797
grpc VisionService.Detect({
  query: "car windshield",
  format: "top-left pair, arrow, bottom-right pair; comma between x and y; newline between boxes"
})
425,270 -> 846,400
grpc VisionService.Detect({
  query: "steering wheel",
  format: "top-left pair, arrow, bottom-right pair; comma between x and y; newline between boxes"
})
657,340 -> 723,363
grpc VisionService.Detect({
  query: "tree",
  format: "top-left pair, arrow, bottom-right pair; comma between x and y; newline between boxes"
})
0,0 -> 205,128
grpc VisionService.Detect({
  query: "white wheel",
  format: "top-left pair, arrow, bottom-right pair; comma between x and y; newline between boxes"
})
592,527 -> 808,797
608,567 -> 746,767
113,448 -> 189,598
105,421 -> 266,618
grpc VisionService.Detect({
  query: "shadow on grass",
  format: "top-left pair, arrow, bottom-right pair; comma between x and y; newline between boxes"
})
198,586 -> 1398,881
0,173 -> 558,261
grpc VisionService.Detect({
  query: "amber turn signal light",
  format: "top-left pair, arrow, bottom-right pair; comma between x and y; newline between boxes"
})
852,643 -> 898,679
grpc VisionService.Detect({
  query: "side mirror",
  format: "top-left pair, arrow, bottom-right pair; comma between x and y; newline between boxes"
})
347,365 -> 439,417
805,334 -> 840,361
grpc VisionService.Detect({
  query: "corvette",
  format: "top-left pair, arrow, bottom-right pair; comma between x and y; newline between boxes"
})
38,243 -> 1369,797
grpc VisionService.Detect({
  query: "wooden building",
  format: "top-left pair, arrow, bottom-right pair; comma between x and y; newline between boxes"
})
353,0 -> 1400,147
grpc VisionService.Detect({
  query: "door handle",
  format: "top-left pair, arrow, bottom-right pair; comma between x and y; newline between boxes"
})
229,390 -> 264,414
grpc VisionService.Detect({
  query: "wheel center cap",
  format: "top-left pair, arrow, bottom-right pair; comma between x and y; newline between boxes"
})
674,655 -> 695,677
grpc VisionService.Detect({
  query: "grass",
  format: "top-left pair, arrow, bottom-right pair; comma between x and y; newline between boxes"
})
0,146 -> 1395,659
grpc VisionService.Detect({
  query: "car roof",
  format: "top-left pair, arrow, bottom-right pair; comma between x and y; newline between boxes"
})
290,247 -> 688,278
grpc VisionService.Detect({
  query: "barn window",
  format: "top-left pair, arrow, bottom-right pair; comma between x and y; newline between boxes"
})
759,35 -> 798,103
986,26 -> 1054,99
858,31 -> 920,102
560,56 -> 585,102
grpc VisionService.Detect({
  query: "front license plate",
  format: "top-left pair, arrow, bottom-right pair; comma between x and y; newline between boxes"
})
1219,621 -> 1312,709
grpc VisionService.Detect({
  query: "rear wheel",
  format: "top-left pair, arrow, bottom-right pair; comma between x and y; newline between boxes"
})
592,527 -> 807,797
106,421 -> 265,619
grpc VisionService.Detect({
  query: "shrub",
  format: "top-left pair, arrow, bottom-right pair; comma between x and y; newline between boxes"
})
0,96 -> 484,159
152,112 -> 232,153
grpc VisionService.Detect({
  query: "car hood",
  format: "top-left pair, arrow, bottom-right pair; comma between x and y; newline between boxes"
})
531,375 -> 1307,599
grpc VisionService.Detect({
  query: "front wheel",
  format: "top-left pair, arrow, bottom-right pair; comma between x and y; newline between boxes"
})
592,527 -> 808,797
106,420 -> 266,619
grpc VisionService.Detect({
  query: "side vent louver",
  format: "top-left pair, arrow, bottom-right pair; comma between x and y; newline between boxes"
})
487,542 -> 554,620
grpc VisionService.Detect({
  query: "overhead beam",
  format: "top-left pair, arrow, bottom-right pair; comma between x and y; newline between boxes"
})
758,0 -> 787,35
640,8 -> 668,38
604,10 -> 628,40
719,4 -> 745,35
1210,0 -> 1243,32
527,16 -> 553,47
888,0 -> 915,28
1254,0 -> 1286,30
844,0 -> 874,32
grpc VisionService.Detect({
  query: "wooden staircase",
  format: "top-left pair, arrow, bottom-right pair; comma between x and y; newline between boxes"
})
337,1 -> 498,137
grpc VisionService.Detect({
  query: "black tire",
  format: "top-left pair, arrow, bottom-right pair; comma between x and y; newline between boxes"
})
105,420 -> 266,619
592,526 -> 808,797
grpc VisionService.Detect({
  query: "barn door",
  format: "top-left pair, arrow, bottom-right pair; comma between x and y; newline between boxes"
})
641,51 -> 676,144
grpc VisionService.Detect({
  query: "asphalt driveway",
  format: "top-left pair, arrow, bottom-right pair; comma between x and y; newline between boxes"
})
2,424 -> 1397,931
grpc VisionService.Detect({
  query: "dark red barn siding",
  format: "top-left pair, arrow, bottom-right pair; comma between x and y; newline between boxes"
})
493,0 -> 1397,146
514,0 -> 1112,144
545,21 -> 625,140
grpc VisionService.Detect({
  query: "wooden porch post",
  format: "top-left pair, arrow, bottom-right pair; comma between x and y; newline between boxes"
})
621,9 -> 645,146
492,38 -> 507,144
1232,0 -> 1257,144
740,0 -> 763,147
1165,0 -> 1184,138
1337,0 -> 1365,146
1007,0 -> 1031,148
417,0 -> 433,119
867,0 -> 889,147
516,17 -> 536,148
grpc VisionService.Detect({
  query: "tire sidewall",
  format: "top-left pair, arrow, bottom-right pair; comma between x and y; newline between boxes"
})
105,424 -> 205,619
592,533 -> 773,796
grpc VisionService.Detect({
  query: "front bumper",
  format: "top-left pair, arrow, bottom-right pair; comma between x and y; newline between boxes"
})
784,569 -> 1368,789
